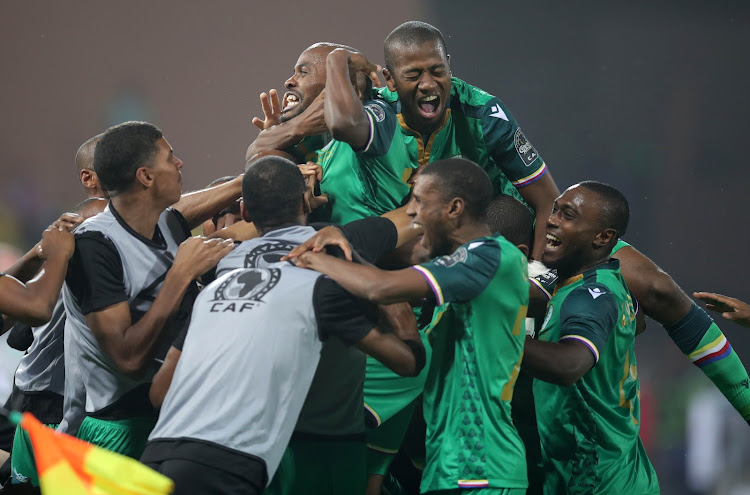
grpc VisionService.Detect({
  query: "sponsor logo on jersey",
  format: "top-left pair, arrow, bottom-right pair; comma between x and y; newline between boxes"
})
489,104 -> 509,121
209,268 -> 281,312
245,241 -> 298,269
588,287 -> 606,299
514,128 -> 539,166
434,247 -> 468,268
365,102 -> 386,123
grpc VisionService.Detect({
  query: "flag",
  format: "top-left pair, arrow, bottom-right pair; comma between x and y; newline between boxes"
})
15,412 -> 173,495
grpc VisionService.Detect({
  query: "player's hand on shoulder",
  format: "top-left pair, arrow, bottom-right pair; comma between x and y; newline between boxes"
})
38,212 -> 81,260
282,225 -> 352,262
252,89 -> 283,131
174,236 -> 235,278
694,291 -> 750,328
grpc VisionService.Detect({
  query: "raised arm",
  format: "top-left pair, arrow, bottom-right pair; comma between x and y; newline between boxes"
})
324,49 -> 379,149
0,221 -> 76,327
516,171 -> 559,261
171,175 -> 242,230
297,251 -> 430,305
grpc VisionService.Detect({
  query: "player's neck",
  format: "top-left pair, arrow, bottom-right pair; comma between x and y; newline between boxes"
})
558,255 -> 610,281
450,221 -> 492,252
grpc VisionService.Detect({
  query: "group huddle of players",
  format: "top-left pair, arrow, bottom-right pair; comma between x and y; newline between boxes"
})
1,20 -> 749,495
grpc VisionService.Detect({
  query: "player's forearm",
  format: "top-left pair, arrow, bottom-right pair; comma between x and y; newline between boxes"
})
107,268 -> 193,376
173,175 -> 242,230
306,254 -> 416,304
3,255 -> 69,326
150,346 -> 181,408
245,124 -> 304,162
377,302 -> 420,342
3,243 -> 44,283
522,337 -> 591,387
324,50 -> 370,148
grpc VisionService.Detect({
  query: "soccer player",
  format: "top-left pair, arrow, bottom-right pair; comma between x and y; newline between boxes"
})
142,156 -> 425,495
7,198 -> 108,488
290,158 -> 530,495
61,121 -> 238,457
522,182 -> 659,494
694,291 -> 750,328
75,133 -> 108,199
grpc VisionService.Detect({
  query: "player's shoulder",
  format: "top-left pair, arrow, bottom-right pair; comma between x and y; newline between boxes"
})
449,77 -> 508,116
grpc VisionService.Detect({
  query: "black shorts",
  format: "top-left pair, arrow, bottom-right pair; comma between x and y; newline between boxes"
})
141,438 -> 267,495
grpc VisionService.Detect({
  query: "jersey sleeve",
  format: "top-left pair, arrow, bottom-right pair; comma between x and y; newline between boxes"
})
411,238 -> 500,305
312,276 -> 377,346
65,232 -> 128,314
358,99 -> 398,157
480,98 -> 547,188
558,283 -> 618,363
339,217 -> 398,264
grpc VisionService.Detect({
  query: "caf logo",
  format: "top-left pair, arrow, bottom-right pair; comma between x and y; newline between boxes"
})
245,241 -> 298,269
212,268 -> 281,302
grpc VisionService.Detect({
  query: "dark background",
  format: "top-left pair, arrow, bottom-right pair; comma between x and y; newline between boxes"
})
1,2 -> 749,493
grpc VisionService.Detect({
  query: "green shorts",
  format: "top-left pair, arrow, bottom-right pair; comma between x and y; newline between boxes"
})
10,423 -> 58,486
366,399 -> 418,476
76,416 -> 156,458
363,330 -> 432,427
265,437 -> 366,495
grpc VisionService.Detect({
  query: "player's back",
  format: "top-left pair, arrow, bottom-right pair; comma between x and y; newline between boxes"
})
149,264 -> 323,480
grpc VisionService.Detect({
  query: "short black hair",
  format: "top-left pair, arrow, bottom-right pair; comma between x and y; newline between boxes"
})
94,122 -> 162,195
487,194 -> 535,249
243,156 -> 305,230
578,181 -> 630,238
418,158 -> 492,220
384,21 -> 448,73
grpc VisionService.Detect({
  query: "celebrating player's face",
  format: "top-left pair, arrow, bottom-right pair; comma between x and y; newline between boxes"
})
147,137 -> 183,206
542,186 -> 603,274
386,41 -> 451,135
281,46 -> 329,123
407,174 -> 452,259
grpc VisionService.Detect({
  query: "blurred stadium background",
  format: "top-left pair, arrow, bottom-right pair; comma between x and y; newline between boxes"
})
1,2 -> 749,493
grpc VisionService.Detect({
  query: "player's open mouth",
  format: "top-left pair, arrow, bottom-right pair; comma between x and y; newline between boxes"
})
283,92 -> 301,112
417,95 -> 440,118
546,233 -> 561,248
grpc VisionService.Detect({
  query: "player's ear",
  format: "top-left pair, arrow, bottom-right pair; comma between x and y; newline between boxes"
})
593,228 -> 617,249
135,166 -> 153,189
515,243 -> 530,258
447,197 -> 464,219
240,200 -> 253,224
383,68 -> 397,92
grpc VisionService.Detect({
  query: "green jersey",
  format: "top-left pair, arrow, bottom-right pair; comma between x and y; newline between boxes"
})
534,260 -> 659,494
412,235 -> 529,492
315,77 -> 547,224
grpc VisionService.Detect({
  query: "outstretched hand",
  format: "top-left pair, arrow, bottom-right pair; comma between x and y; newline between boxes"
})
252,89 -> 283,131
694,291 -> 750,328
282,226 -> 352,262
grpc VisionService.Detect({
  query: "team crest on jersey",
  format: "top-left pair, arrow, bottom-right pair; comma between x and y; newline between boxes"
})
210,268 -> 281,312
245,241 -> 298,268
514,128 -> 539,166
365,103 -> 386,123
434,247 -> 468,268
539,305 -> 554,336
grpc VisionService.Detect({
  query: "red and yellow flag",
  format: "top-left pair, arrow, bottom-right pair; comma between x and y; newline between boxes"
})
17,412 -> 173,495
